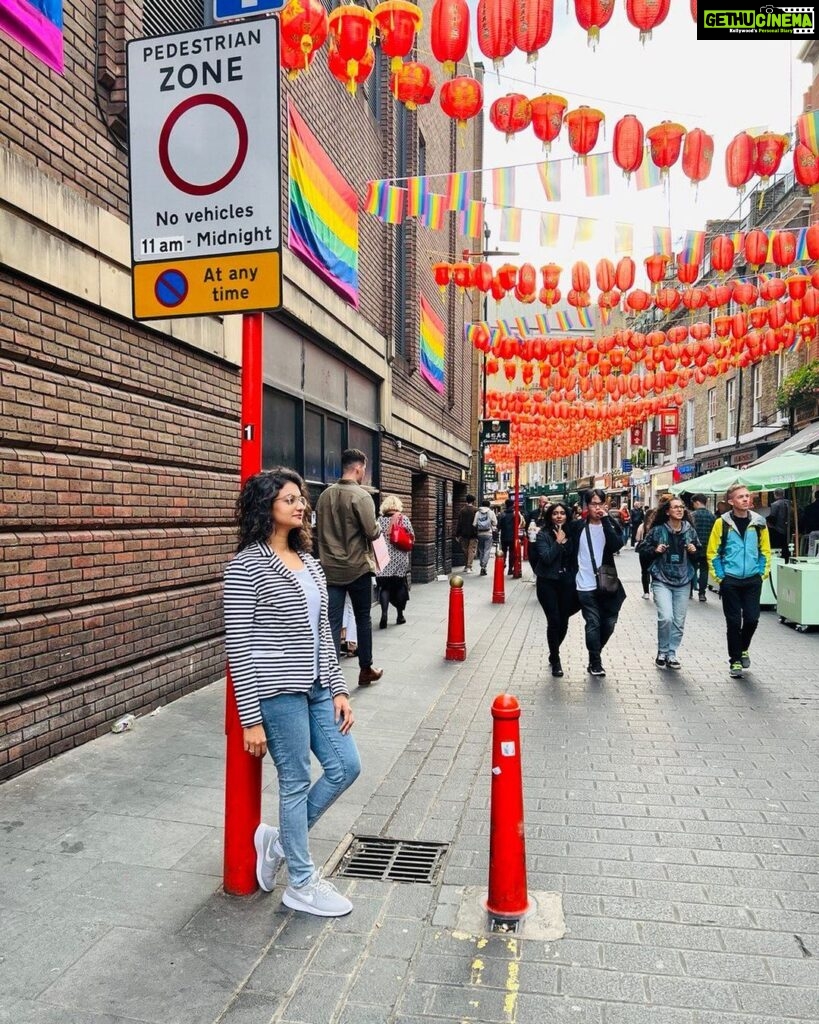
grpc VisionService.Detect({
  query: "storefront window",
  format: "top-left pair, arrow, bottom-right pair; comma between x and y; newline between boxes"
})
325,418 -> 343,480
349,424 -> 378,486
263,388 -> 298,470
305,408 -> 323,483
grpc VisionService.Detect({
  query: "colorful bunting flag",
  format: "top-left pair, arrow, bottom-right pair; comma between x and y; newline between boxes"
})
574,218 -> 595,245
540,212 -> 559,247
652,226 -> 672,257
500,207 -> 522,242
407,177 -> 427,217
537,161 -> 561,201
796,226 -> 809,261
681,229 -> 706,266
378,185 -> 405,224
446,171 -> 470,212
515,317 -> 529,339
419,294 -> 445,394
461,200 -> 484,239
554,311 -> 571,331
583,154 -> 610,197
614,223 -> 633,255
364,180 -> 383,216
797,110 -> 819,155
576,308 -> 592,329
635,152 -> 662,191
535,313 -> 549,334
492,167 -> 515,207
420,193 -> 446,230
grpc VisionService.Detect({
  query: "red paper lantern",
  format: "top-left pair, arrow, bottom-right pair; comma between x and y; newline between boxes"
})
477,0 -> 515,68
626,289 -> 652,312
676,261 -> 699,285
616,257 -> 635,292
732,282 -> 758,309
725,132 -> 755,193
518,263 -> 537,296
565,107 -> 605,158
473,263 -> 493,292
744,229 -> 768,270
539,286 -> 561,307
644,253 -> 669,287
646,121 -> 686,175
541,263 -> 561,288
439,76 -> 482,127
429,0 -> 470,74
772,232 -> 796,269
280,38 -> 317,79
529,93 -> 567,152
794,142 -> 819,193
391,62 -> 434,109
513,0 -> 554,61
655,287 -> 680,315
760,278 -> 786,302
612,115 -> 644,179
328,41 -> 375,93
753,132 -> 789,185
373,1 -> 422,71
682,128 -> 714,186
451,261 -> 474,289
711,235 -> 735,275
571,261 -> 590,292
595,258 -> 616,293
497,263 -> 518,290
489,93 -> 532,141
625,0 -> 670,43
682,288 -> 706,312
280,0 -> 328,68
806,224 -> 819,261
490,278 -> 507,301
432,262 -> 452,289
328,4 -> 374,62
690,0 -> 697,19
787,275 -> 809,301
573,0 -> 615,45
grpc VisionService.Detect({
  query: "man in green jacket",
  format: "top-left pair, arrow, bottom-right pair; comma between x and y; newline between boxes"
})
316,449 -> 384,686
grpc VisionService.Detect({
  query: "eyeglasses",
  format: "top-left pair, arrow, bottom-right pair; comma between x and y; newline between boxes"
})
588,501 -> 605,507
276,494 -> 308,507
669,504 -> 685,510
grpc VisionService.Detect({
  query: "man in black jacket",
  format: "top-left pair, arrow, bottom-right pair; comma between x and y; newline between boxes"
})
454,494 -> 478,574
571,489 -> 625,677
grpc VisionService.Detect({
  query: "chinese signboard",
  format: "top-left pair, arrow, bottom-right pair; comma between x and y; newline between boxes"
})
480,419 -> 511,445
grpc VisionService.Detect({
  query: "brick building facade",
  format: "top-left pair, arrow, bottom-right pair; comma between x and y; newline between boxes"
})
0,1 -> 481,779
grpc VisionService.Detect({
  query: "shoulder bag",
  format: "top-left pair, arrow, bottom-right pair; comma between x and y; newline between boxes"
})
389,513 -> 414,552
585,521 -> 619,594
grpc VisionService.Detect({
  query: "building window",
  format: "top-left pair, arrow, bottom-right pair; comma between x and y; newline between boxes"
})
263,388 -> 299,471
143,0 -> 204,35
707,387 -> 716,445
686,398 -> 695,454
726,377 -> 736,433
751,364 -> 761,424
418,132 -> 426,178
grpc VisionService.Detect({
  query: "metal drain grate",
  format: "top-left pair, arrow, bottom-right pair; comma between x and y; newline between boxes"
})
334,836 -> 448,883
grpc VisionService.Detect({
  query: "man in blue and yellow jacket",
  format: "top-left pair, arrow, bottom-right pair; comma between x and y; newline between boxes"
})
707,484 -> 771,678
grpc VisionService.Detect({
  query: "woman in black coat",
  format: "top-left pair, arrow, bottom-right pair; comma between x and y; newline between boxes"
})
534,502 -> 580,678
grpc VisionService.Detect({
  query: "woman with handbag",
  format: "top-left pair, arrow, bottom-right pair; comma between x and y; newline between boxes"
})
642,497 -> 700,670
534,502 -> 580,677
570,488 -> 626,678
223,469 -> 359,917
375,495 -> 414,629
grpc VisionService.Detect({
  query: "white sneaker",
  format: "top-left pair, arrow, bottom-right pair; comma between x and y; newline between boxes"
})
282,870 -> 352,917
464,567 -> 473,574
254,823 -> 285,892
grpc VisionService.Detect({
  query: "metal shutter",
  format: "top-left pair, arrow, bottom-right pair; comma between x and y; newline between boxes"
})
143,0 -> 205,37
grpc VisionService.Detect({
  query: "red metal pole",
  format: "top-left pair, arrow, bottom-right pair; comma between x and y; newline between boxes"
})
492,545 -> 506,604
223,312 -> 264,896
486,693 -> 529,920
512,454 -> 522,578
445,576 -> 466,660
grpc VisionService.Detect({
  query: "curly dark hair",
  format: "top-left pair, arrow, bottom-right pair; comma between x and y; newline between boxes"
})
235,468 -> 312,552
544,502 -> 572,529
652,497 -> 692,530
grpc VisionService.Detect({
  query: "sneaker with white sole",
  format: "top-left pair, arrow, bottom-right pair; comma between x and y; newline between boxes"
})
666,656 -> 682,670
254,823 -> 285,893
740,650 -> 751,668
282,870 -> 352,917
729,661 -> 744,678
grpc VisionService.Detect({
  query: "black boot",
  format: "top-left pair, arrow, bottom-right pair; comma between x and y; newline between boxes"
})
549,655 -> 564,678
378,590 -> 389,629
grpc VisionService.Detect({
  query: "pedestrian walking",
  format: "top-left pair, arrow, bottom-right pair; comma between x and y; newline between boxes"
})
571,488 -> 626,678
766,488 -> 791,561
619,502 -> 631,545
474,499 -> 497,575
315,448 -> 383,687
642,497 -> 701,670
454,494 -> 478,574
527,497 -> 550,573
689,494 -> 716,602
707,484 -> 771,679
629,501 -> 644,546
635,507 -> 656,599
375,495 -> 414,629
223,468 -> 360,918
498,498 -> 525,575
534,502 -> 580,677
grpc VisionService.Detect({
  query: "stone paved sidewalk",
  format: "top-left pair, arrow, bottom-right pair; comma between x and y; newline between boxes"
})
1,552 -> 818,1023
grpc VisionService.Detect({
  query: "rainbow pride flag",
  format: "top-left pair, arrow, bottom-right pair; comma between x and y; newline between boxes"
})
501,208 -> 522,242
492,167 -> 515,207
574,218 -> 595,244
652,226 -> 672,257
796,227 -> 809,261
554,311 -> 571,331
378,186 -> 405,224
420,294 -> 445,394
584,154 -> 610,197
538,162 -> 561,201
577,307 -> 592,329
421,193 -> 446,230
614,223 -> 633,255
798,111 -> 819,156
540,212 -> 559,247
681,230 -> 706,266
363,180 -> 383,216
288,106 -> 359,307
0,0 -> 63,73
407,177 -> 427,217
535,314 -> 549,334
446,171 -> 470,212
461,200 -> 484,239
635,152 -> 662,191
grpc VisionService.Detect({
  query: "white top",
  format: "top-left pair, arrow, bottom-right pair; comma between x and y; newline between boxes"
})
293,565 -> 321,677
577,522 -> 606,592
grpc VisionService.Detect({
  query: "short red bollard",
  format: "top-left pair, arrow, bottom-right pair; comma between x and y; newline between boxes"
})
492,548 -> 505,604
486,694 -> 529,920
445,575 -> 466,661
521,533 -> 529,563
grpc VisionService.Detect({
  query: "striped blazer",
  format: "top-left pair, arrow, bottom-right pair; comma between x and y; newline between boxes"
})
223,541 -> 348,728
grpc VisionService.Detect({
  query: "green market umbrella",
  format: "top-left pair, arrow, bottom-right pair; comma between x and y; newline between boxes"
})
669,465 -> 742,495
740,452 -> 819,557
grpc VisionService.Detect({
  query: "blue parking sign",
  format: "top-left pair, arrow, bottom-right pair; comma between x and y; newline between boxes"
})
214,0 -> 284,21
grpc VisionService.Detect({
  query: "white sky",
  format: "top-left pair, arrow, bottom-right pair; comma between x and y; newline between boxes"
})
459,3 -> 812,287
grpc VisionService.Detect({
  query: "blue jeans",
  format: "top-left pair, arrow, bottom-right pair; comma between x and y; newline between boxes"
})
328,574 -> 374,668
259,682 -> 361,887
651,580 -> 689,657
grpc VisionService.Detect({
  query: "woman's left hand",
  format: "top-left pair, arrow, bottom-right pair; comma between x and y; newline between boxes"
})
686,543 -> 697,554
334,695 -> 355,734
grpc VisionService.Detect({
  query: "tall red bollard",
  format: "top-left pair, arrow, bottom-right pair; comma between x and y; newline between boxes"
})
486,694 -> 529,920
445,575 -> 466,660
492,547 -> 505,604
223,313 -> 264,896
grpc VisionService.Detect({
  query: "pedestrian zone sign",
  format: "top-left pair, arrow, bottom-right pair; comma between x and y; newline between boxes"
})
127,20 -> 281,320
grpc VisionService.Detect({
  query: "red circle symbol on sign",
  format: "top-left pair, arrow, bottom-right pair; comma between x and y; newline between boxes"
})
158,94 -> 249,196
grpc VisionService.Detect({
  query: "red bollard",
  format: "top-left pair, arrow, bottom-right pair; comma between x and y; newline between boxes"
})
486,694 -> 529,920
513,533 -> 522,578
445,575 -> 466,660
521,533 -> 529,564
492,547 -> 506,604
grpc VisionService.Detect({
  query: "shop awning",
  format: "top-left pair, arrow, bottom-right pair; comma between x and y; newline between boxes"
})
752,421 -> 819,464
